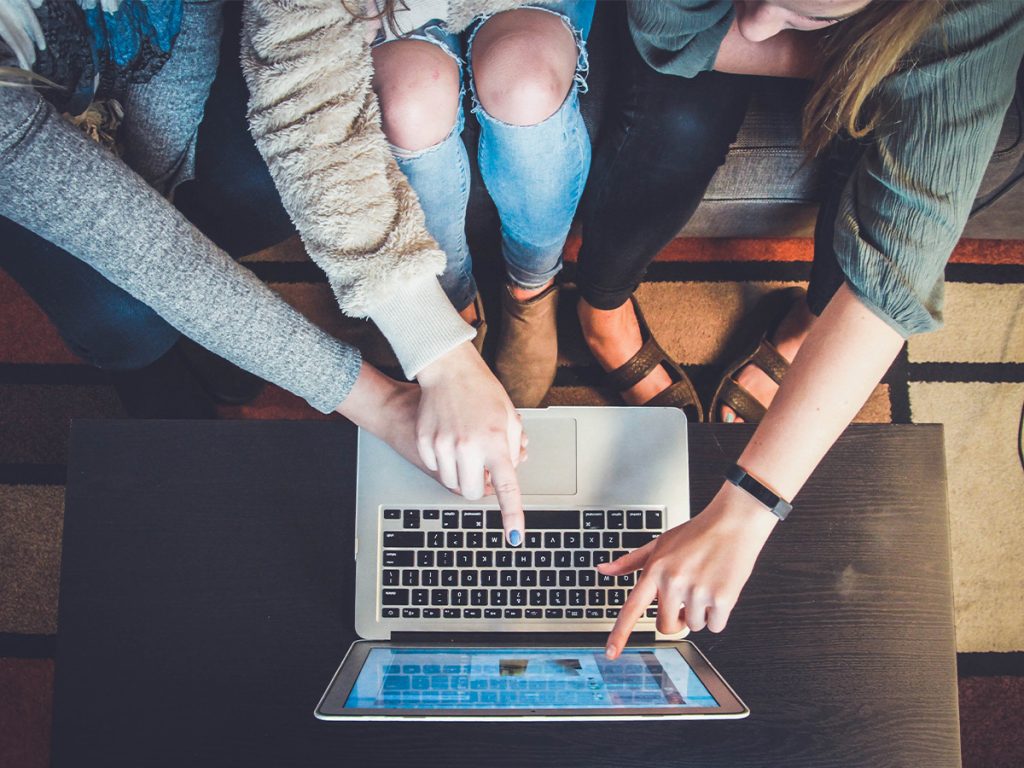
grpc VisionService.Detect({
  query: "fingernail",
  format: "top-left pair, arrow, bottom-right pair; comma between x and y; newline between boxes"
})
508,529 -> 522,547
605,645 -> 616,659
724,412 -> 735,423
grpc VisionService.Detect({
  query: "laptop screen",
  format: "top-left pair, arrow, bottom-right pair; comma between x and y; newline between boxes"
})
344,647 -> 718,710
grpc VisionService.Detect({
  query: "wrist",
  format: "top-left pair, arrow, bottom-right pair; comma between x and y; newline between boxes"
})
711,481 -> 780,541
335,361 -> 403,434
415,342 -> 478,388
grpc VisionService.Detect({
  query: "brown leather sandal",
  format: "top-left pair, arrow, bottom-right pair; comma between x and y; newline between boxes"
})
603,296 -> 704,422
709,287 -> 807,423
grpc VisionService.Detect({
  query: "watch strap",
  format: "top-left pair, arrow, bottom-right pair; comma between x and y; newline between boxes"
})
724,463 -> 792,521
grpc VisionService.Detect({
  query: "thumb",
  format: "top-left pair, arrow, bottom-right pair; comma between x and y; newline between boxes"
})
598,539 -> 656,575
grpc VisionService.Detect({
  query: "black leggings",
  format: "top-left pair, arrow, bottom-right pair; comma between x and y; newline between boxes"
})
577,17 -> 860,315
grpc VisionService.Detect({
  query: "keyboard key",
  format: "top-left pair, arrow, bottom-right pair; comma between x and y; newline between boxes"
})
587,590 -> 606,606
598,573 -> 615,587
382,607 -> 400,618
462,510 -> 483,529
515,551 -> 532,568
627,510 -> 645,529
602,532 -> 620,549
540,570 -> 557,587
549,589 -> 566,606
566,608 -> 583,619
443,608 -> 461,619
525,532 -> 542,548
545,609 -> 564,619
486,510 -> 504,529
645,510 -> 663,529
471,589 -> 487,606
446,532 -> 464,549
605,608 -> 620,618
500,570 -> 518,586
583,511 -> 605,529
617,573 -> 635,587
481,571 -> 497,587
431,590 -> 449,606
442,510 -> 459,529
403,509 -> 420,529
496,551 -> 513,567
504,609 -> 523,619
383,509 -> 401,520
401,570 -> 419,586
384,531 -> 424,548
382,589 -> 409,605
585,608 -> 603,619
456,551 -> 473,568
583,532 -> 600,549
622,532 -> 659,548
417,551 -> 434,568
607,510 -> 624,529
438,551 -> 454,567
529,590 -> 547,606
466,532 -> 483,548
511,589 -> 527,606
593,551 -> 611,566
428,531 -> 444,548
573,551 -> 590,568
463,608 -> 481,619
402,608 -> 420,618
475,551 -> 493,568
535,551 -> 552,568
646,607 -> 658,618
609,589 -> 626,606
555,551 -> 571,568
544,532 -> 561,549
442,570 -> 458,586
422,570 -> 439,587
486,532 -> 504,548
563,532 -> 581,548
527,510 -> 581,529
460,571 -> 478,587
383,551 -> 414,567
423,608 -> 440,618
490,589 -> 508,606
520,570 -> 538,587
579,570 -> 596,586
485,608 -> 501,619
412,589 -> 429,606
525,609 -> 543,619
423,509 -> 440,520
383,569 -> 399,586
569,589 -> 586,607
452,589 -> 469,606
559,571 -> 576,587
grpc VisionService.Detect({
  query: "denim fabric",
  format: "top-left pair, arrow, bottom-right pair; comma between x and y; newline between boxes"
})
387,0 -> 595,309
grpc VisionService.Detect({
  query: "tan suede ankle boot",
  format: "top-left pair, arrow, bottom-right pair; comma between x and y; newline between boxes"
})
495,283 -> 559,408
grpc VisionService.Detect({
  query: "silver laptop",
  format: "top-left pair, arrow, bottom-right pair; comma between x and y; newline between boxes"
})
316,406 -> 748,720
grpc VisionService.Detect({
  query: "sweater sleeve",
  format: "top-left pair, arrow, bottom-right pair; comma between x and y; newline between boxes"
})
241,0 -> 474,378
832,0 -> 1024,337
627,0 -> 734,78
0,85 -> 361,414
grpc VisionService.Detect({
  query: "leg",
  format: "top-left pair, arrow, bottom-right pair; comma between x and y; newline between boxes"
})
372,38 -> 480,320
576,23 -> 750,405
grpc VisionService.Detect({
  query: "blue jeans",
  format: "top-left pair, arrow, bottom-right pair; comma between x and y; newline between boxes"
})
388,1 -> 595,311
0,1 -> 291,370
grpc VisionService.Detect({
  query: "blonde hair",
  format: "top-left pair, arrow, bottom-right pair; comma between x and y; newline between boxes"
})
803,0 -> 946,156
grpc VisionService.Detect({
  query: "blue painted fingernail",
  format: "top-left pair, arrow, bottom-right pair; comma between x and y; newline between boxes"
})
724,412 -> 735,423
508,529 -> 522,547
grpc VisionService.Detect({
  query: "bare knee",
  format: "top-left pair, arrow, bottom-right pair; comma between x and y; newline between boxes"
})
471,9 -> 578,126
372,40 -> 460,152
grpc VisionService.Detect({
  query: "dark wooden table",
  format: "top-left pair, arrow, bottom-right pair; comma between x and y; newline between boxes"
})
52,419 -> 961,767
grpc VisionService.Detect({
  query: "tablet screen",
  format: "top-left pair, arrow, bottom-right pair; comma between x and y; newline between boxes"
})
344,647 -> 718,710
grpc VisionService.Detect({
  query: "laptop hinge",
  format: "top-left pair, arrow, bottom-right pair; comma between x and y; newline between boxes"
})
389,631 -> 658,644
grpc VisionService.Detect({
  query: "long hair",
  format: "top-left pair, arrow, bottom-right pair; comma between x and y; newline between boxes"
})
342,0 -> 407,36
802,0 -> 946,156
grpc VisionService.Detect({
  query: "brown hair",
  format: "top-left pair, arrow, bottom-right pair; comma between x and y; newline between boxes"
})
803,0 -> 946,156
342,0 -> 407,37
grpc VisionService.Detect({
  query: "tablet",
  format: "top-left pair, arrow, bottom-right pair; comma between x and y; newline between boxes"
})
315,640 -> 748,721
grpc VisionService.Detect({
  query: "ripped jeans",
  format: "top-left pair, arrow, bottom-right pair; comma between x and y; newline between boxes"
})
383,1 -> 595,312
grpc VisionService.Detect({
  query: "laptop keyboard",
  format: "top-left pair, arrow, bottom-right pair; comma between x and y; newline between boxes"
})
379,508 -> 663,621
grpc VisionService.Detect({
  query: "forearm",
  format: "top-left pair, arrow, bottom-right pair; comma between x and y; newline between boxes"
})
0,88 -> 361,413
737,283 -> 905,504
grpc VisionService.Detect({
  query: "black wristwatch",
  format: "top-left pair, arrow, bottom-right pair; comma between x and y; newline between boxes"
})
724,463 -> 793,521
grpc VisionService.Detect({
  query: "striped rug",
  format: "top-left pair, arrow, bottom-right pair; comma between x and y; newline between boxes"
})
0,235 -> 1021,767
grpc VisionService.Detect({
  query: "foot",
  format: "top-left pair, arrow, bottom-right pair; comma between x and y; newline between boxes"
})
494,280 -> 560,408
719,298 -> 816,423
578,297 -> 672,405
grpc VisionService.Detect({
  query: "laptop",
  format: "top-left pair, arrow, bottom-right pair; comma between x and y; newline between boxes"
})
315,406 -> 748,720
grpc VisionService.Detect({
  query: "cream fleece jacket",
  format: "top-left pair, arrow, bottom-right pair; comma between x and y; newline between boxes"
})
241,0 -> 519,377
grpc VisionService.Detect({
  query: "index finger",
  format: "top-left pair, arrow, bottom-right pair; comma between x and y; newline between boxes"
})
605,574 -> 658,659
487,452 -> 524,547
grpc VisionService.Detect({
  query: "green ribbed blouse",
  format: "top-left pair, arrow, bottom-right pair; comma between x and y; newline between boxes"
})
628,0 -> 1024,336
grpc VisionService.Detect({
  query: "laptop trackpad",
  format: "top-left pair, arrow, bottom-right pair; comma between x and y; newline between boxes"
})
517,417 -> 577,496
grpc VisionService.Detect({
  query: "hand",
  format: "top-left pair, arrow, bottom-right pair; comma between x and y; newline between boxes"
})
600,482 -> 779,659
415,342 -> 526,545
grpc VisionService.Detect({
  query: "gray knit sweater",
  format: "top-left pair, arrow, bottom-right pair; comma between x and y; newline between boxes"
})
241,0 -> 520,377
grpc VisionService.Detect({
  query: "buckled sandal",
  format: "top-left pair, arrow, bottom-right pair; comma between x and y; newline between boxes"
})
603,296 -> 704,422
709,286 -> 807,423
